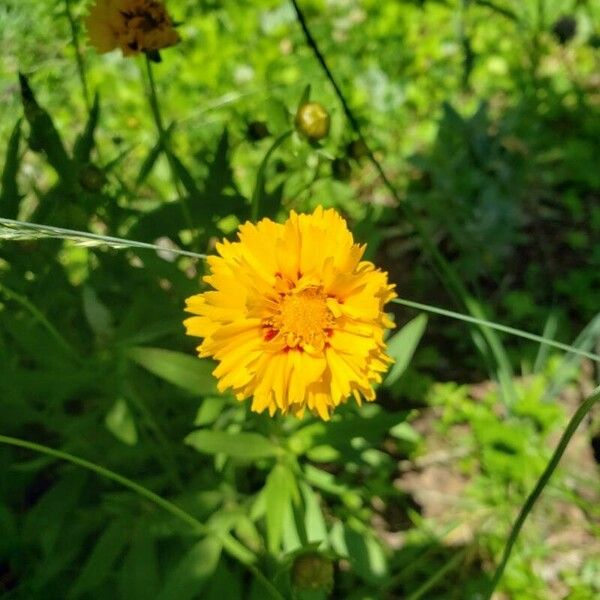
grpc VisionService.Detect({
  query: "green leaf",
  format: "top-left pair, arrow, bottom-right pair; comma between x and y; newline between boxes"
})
158,536 -> 222,600
251,130 -> 293,220
265,463 -> 298,554
73,92 -> 100,164
105,398 -> 138,446
18,73 -> 75,187
127,346 -> 217,395
135,138 -> 163,187
68,520 -> 129,598
185,430 -> 279,459
300,481 -> 328,546
83,286 -> 114,338
385,314 -> 428,386
0,119 -> 23,219
194,397 -> 228,426
118,531 -> 160,600
23,471 -> 87,556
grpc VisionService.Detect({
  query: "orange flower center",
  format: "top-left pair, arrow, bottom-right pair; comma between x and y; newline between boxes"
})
269,286 -> 334,350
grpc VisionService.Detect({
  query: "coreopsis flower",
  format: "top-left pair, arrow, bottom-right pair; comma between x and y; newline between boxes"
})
85,0 -> 180,57
184,207 -> 396,420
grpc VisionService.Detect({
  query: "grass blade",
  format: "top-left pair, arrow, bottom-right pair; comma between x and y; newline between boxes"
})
484,385 -> 600,598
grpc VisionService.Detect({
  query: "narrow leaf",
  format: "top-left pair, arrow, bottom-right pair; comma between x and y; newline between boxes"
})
68,520 -> 129,597
105,398 -> 138,446
185,430 -> 279,459
158,537 -> 222,600
385,314 -> 428,386
0,119 -> 23,219
127,347 -> 217,395
73,92 -> 100,164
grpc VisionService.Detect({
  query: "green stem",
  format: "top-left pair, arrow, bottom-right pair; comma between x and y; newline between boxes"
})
0,281 -> 80,361
143,56 -> 197,248
406,548 -> 467,600
392,297 -> 600,364
288,0 -> 515,404
0,434 -> 286,600
65,0 -> 91,113
251,130 -> 293,221
484,385 -> 600,598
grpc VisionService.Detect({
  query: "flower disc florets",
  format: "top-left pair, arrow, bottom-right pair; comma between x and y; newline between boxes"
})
184,207 -> 396,420
86,0 -> 180,57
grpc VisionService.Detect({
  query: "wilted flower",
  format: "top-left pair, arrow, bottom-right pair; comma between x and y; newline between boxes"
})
85,0 -> 180,57
184,207 -> 396,420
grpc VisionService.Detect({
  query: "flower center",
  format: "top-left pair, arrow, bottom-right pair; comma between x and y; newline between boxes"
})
269,286 -> 334,350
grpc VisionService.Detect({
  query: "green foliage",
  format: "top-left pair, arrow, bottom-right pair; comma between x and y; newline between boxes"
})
1,0 -> 599,599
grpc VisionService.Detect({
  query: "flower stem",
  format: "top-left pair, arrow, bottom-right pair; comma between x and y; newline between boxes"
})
143,56 -> 197,249
64,0 -> 91,113
484,385 -> 600,598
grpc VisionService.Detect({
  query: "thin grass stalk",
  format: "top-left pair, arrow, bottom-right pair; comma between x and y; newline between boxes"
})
288,0 -> 517,404
484,385 -> 600,598
0,434 -> 286,600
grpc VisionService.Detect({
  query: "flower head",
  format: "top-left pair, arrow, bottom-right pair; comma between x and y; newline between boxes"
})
184,207 -> 396,420
86,0 -> 180,57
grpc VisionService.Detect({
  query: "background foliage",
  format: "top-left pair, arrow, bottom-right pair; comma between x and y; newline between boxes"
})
0,0 -> 599,598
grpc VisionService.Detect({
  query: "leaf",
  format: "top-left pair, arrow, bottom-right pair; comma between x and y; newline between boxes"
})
105,398 -> 138,446
73,93 -> 100,164
0,119 -> 23,219
264,463 -> 297,554
135,138 -> 163,187
23,471 -> 87,556
83,286 -> 114,338
300,482 -> 328,546
194,397 -> 228,426
158,536 -> 222,600
127,347 -> 217,395
185,430 -> 279,459
18,73 -> 75,187
251,130 -> 292,220
299,84 -> 311,107
384,314 -> 428,386
68,520 -> 129,598
118,530 -> 160,600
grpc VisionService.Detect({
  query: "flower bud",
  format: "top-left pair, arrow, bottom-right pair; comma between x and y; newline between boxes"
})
295,102 -> 331,142
292,552 -> 334,592
552,16 -> 577,45
247,121 -> 270,142
346,139 -> 368,160
79,164 -> 106,192
331,157 -> 351,181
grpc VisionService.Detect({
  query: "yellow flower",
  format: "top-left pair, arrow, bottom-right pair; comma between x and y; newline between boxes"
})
184,207 -> 396,420
85,0 -> 180,57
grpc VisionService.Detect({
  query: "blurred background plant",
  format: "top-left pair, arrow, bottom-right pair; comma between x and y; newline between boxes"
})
0,0 -> 599,598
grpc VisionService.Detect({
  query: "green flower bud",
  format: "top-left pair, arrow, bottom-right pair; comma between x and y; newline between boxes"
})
79,164 -> 106,192
346,139 -> 368,160
331,157 -> 351,181
552,16 -> 577,45
292,552 -> 334,592
247,121 -> 270,142
295,102 -> 331,142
